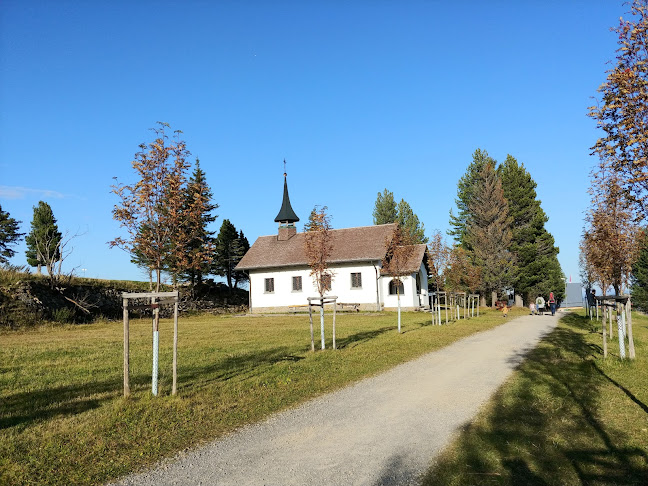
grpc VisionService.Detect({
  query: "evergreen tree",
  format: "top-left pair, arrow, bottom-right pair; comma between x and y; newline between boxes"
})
303,207 -> 320,232
0,204 -> 24,265
213,219 -> 246,289
182,159 -> 219,285
449,149 -> 495,248
396,199 -> 428,244
465,162 -> 515,300
372,189 -> 426,243
498,155 -> 564,303
372,189 -> 397,224
233,230 -> 250,288
25,201 -> 62,276
631,229 -> 648,311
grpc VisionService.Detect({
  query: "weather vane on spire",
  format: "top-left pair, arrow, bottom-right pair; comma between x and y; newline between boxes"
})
283,158 -> 287,177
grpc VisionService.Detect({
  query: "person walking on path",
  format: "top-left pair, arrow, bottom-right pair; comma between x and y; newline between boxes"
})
112,314 -> 560,486
549,291 -> 556,316
536,295 -> 545,315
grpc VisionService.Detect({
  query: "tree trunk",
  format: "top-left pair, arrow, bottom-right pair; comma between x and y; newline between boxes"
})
602,305 -> 607,358
320,298 -> 325,350
308,303 -> 315,352
397,290 -> 401,333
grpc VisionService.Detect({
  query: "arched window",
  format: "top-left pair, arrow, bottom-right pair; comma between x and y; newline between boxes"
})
389,279 -> 405,295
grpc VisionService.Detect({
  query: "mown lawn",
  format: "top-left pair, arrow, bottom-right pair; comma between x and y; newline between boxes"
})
423,309 -> 648,485
0,307 -> 523,486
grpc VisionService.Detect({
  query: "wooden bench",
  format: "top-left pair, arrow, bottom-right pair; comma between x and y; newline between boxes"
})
336,302 -> 360,312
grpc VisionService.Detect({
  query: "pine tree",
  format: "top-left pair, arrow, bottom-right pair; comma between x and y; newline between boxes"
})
213,219 -> 245,289
372,189 -> 397,224
25,201 -> 62,276
465,162 -> 515,300
631,229 -> 648,311
303,207 -> 320,232
449,149 -> 495,248
0,204 -> 24,265
499,155 -> 564,303
233,230 -> 250,288
396,199 -> 428,244
182,159 -> 218,286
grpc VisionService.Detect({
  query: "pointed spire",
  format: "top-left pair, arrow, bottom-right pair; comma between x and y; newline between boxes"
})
274,162 -> 299,225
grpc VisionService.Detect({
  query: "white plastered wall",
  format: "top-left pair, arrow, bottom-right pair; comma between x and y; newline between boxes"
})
381,263 -> 429,310
249,261 -> 382,312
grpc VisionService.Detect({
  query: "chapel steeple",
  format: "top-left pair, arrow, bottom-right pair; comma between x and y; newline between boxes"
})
274,162 -> 299,227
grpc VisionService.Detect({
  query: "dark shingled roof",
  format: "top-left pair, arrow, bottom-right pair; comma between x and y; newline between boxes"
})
274,175 -> 299,223
236,224 -> 405,271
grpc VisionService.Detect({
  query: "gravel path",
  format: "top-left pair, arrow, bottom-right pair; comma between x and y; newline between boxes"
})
111,313 -> 559,486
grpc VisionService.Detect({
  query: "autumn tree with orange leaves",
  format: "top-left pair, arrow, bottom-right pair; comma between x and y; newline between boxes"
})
581,161 -> 640,296
382,225 -> 416,333
111,122 -> 207,290
589,0 -> 648,219
304,206 -> 334,350
444,245 -> 481,294
426,230 -> 450,294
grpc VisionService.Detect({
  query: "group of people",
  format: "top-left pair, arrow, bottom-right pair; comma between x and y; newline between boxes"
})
529,292 -> 556,316
500,291 -> 557,318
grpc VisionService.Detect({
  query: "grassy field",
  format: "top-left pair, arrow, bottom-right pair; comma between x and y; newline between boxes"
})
423,309 -> 648,485
0,306 -> 524,486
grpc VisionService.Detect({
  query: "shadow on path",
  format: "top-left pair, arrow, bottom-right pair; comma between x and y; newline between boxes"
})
423,312 -> 648,485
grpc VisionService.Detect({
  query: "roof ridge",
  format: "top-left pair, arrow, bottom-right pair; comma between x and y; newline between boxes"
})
255,223 -> 397,238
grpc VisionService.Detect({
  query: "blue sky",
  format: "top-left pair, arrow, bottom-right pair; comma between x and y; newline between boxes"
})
0,0 -> 624,284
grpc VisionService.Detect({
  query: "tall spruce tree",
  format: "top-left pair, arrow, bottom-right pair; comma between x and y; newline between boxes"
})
213,219 -> 246,289
631,229 -> 648,311
182,159 -> 218,286
373,189 -> 426,243
498,155 -> 564,303
232,230 -> 250,288
449,149 -> 495,248
465,162 -> 515,300
25,201 -> 62,276
372,189 -> 398,224
396,199 -> 428,244
0,204 -> 24,265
